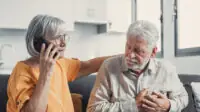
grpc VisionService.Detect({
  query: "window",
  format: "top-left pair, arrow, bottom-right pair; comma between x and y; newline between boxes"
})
175,0 -> 200,57
137,0 -> 163,58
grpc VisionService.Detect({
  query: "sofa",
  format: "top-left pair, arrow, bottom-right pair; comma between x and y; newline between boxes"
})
0,74 -> 200,112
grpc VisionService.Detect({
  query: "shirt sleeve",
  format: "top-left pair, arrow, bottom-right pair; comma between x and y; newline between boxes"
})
166,67 -> 189,112
87,61 -> 138,112
7,74 -> 34,112
64,58 -> 81,82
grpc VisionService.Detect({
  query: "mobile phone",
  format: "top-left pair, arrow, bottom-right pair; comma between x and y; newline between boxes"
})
34,37 -> 49,53
34,37 -> 58,58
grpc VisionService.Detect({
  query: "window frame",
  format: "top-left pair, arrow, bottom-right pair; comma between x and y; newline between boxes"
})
174,0 -> 200,57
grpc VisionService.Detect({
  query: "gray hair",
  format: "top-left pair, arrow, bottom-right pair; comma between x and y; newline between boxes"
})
26,14 -> 67,57
127,20 -> 159,48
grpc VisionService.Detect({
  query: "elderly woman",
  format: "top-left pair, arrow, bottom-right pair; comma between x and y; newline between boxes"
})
7,15 -> 110,112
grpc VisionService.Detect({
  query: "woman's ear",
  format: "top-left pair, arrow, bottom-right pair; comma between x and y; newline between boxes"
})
151,47 -> 158,58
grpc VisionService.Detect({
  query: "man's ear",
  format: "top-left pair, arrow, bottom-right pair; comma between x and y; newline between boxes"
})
151,47 -> 158,58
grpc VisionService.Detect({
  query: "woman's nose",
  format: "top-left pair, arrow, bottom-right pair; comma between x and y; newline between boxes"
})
60,41 -> 66,47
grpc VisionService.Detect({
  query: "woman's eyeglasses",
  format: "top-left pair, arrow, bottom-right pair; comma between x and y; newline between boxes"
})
57,34 -> 70,42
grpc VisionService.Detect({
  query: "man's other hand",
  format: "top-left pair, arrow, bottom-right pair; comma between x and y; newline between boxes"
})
141,91 -> 170,112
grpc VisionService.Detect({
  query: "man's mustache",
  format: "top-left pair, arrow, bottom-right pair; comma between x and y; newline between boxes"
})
125,57 -> 139,65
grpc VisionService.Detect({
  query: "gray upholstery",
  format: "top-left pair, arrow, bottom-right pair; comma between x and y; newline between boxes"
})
0,74 -> 200,112
0,75 -> 9,112
69,75 -> 96,112
182,84 -> 196,112
178,75 -> 200,112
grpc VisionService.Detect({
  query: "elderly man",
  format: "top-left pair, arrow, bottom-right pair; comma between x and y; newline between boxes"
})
87,20 -> 188,112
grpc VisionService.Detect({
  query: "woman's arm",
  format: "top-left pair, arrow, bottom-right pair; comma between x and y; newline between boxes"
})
21,44 -> 60,112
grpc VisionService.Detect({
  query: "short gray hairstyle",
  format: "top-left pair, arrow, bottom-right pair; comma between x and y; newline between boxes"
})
127,20 -> 159,48
26,14 -> 67,57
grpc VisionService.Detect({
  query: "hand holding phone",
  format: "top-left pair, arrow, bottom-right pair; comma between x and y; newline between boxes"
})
39,43 -> 60,77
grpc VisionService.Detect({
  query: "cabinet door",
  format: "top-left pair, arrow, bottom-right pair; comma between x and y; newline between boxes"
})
73,0 -> 107,21
0,0 -> 74,30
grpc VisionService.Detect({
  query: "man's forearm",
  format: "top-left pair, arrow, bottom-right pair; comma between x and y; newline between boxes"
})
21,74 -> 51,112
168,88 -> 188,112
169,95 -> 188,112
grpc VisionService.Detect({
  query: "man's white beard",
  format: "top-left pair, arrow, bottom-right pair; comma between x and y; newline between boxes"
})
125,56 -> 150,71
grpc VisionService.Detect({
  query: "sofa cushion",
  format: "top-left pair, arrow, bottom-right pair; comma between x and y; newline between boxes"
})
191,82 -> 200,112
181,84 -> 196,112
178,74 -> 200,112
69,75 -> 96,112
179,74 -> 200,84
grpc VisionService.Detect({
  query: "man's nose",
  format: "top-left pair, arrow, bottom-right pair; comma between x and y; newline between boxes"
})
130,52 -> 136,58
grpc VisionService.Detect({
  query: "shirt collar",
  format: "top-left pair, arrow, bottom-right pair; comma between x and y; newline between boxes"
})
121,54 -> 129,72
147,58 -> 157,75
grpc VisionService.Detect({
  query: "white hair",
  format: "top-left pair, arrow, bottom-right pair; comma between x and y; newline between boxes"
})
127,20 -> 159,48
26,14 -> 67,57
